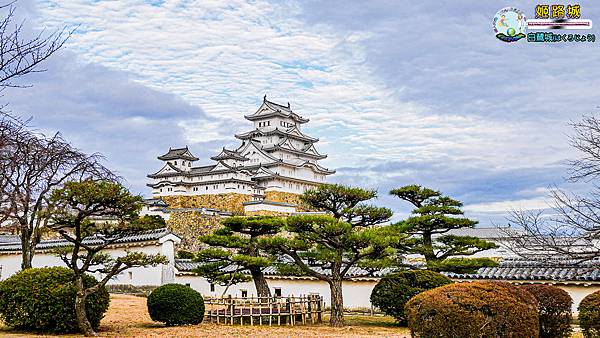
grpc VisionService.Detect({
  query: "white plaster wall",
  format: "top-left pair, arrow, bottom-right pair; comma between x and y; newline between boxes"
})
244,203 -> 296,213
557,284 -> 600,313
175,275 -> 377,309
175,274 -> 600,313
0,243 -> 168,286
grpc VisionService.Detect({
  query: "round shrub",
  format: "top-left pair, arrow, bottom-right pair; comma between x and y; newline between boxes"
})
147,283 -> 205,326
520,284 -> 572,338
579,290 -> 600,338
405,281 -> 539,338
0,267 -> 110,333
370,269 -> 452,324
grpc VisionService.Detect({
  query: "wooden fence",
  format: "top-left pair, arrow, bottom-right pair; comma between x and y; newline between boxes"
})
204,294 -> 323,326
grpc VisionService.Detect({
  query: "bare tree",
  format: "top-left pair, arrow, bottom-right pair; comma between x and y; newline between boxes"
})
0,2 -> 70,92
505,115 -> 600,262
0,113 -> 115,269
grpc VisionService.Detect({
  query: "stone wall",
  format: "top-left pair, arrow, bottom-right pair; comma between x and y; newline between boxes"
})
166,211 -> 222,251
162,193 -> 252,215
263,191 -> 313,211
245,210 -> 293,217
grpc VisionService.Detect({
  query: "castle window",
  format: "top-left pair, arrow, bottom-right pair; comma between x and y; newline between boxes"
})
210,283 -> 215,292
174,161 -> 177,165
241,290 -> 248,298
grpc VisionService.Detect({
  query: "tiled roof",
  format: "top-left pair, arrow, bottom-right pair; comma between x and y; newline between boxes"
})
143,198 -> 168,208
175,258 -> 392,278
0,228 -> 174,252
0,235 -> 20,243
445,257 -> 600,282
211,148 -> 249,161
176,257 -> 600,282
158,147 -> 199,161
245,97 -> 309,124
434,227 -> 519,239
235,127 -> 318,142
243,200 -> 297,207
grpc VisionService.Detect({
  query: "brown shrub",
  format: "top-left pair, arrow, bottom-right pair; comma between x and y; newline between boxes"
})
520,284 -> 572,338
579,290 -> 600,338
405,281 -> 539,338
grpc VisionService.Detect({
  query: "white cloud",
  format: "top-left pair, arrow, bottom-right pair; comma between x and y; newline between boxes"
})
464,197 -> 552,214
31,0 -> 563,174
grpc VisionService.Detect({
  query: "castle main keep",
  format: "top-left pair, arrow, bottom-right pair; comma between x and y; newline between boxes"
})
147,96 -> 334,215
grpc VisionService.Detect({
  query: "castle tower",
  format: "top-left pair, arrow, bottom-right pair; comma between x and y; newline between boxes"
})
147,96 -> 335,214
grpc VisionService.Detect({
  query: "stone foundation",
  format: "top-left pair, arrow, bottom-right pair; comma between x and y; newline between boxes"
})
166,211 -> 222,251
162,193 -> 252,215
264,191 -> 312,211
245,210 -> 294,216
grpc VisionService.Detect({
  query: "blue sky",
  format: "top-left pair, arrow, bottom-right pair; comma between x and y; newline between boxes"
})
5,1 -> 600,224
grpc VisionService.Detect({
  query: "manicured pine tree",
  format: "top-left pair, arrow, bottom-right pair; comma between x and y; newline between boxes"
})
263,184 -> 403,327
390,185 -> 497,273
46,180 -> 168,336
192,216 -> 285,297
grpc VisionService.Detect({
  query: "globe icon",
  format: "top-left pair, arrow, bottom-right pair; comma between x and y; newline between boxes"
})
507,27 -> 516,36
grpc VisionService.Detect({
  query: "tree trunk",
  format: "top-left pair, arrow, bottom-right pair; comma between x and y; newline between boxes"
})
20,229 -> 32,270
422,232 -> 437,263
250,268 -> 271,298
74,276 -> 96,336
328,279 -> 344,327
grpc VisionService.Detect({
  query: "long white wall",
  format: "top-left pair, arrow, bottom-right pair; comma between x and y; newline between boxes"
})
0,243 -> 174,286
176,274 -> 377,310
175,274 -> 600,313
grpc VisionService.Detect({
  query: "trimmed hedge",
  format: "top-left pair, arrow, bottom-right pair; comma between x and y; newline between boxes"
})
521,284 -> 572,338
579,290 -> 600,338
147,283 -> 205,326
0,267 -> 110,333
405,281 -> 539,338
370,270 -> 452,324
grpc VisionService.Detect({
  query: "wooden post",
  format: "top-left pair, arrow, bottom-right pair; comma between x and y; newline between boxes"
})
301,295 -> 307,325
269,297 -> 273,326
250,300 -> 253,326
277,300 -> 281,325
229,295 -> 234,325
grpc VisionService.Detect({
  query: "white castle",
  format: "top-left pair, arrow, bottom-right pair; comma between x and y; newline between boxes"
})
147,96 -> 334,214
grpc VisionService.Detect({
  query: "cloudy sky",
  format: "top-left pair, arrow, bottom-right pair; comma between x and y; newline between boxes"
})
5,1 -> 600,224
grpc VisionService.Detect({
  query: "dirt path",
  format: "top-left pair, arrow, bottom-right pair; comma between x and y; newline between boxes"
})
1,294 -> 410,337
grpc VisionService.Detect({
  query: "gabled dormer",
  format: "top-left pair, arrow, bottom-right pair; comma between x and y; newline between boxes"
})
244,95 -> 309,126
210,147 -> 249,167
157,146 -> 198,171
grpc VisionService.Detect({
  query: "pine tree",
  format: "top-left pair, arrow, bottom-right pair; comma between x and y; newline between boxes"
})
192,216 -> 285,297
263,184 -> 402,327
390,185 -> 497,273
46,180 -> 167,336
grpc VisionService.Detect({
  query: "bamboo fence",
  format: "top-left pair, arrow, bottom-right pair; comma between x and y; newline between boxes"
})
204,294 -> 323,326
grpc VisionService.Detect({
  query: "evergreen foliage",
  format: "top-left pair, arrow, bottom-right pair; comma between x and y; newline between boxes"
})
390,185 -> 497,272
147,284 -> 205,326
579,290 -> 600,338
0,267 -> 109,333
370,270 -> 452,324
45,180 -> 168,336
263,184 -> 403,327
193,216 -> 285,297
